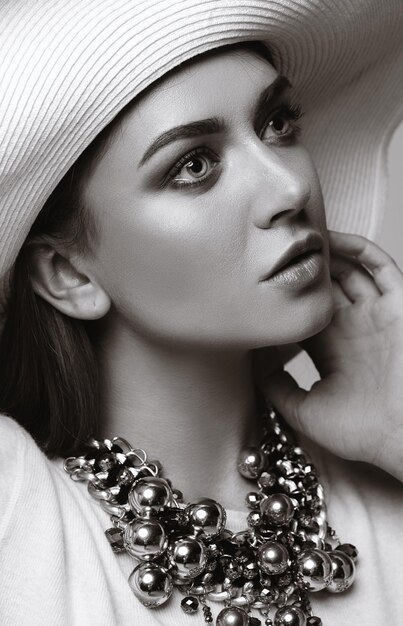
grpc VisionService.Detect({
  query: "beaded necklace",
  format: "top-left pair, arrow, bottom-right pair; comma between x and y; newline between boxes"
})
64,405 -> 357,626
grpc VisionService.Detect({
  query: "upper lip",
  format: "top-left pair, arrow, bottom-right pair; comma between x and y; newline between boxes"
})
260,232 -> 324,281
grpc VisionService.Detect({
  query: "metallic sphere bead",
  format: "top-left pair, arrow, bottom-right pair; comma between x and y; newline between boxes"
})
128,476 -> 173,515
128,562 -> 173,608
336,543 -> 359,562
327,550 -> 356,593
237,447 -> 265,479
274,606 -> 307,626
123,518 -> 168,560
167,536 -> 207,579
216,606 -> 250,626
260,493 -> 295,526
258,541 -> 290,575
297,548 -> 333,592
185,498 -> 226,540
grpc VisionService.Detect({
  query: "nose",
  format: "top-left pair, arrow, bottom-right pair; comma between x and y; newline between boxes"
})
251,150 -> 311,230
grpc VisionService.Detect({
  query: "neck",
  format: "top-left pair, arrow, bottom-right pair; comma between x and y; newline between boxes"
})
96,317 -> 264,509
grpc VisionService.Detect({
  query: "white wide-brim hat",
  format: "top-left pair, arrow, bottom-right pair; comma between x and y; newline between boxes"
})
1,0 -> 403,287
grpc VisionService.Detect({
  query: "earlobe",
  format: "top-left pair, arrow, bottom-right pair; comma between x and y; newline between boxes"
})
28,243 -> 111,320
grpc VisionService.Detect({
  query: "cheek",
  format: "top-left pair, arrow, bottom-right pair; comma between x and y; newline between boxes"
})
92,191 -> 248,330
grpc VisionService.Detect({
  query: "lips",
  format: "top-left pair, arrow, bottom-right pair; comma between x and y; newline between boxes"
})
260,233 -> 324,282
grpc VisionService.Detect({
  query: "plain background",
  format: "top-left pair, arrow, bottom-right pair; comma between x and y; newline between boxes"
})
380,121 -> 403,264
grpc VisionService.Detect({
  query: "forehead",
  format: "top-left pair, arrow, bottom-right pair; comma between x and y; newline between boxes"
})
122,48 -> 278,134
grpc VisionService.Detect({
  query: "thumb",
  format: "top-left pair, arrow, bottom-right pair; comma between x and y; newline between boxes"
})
262,369 -> 308,435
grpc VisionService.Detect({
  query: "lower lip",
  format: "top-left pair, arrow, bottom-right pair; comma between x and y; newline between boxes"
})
262,251 -> 325,288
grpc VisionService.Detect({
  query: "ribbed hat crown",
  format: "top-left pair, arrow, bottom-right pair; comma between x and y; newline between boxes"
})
1,0 -> 403,283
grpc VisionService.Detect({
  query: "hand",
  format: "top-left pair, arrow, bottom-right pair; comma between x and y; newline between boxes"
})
254,231 -> 403,480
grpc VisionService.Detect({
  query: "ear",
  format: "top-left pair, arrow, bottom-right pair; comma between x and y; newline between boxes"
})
28,243 -> 111,320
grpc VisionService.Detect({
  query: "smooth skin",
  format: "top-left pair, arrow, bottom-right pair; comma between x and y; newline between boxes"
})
30,46 -> 403,505
255,230 -> 403,482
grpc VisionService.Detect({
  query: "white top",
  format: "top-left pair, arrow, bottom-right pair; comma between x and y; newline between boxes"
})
1,414 -> 402,626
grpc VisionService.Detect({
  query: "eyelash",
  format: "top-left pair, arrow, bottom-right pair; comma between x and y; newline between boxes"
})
263,102 -> 303,142
162,102 -> 304,190
162,146 -> 219,190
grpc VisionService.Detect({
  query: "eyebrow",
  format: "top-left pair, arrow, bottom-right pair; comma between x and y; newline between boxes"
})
253,75 -> 292,124
138,74 -> 292,167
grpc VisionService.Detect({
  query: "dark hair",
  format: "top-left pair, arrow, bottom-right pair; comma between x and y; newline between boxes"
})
0,129 -> 113,456
0,40 -> 274,456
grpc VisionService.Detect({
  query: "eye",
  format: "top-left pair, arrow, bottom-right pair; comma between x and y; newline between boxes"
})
165,147 -> 220,189
176,154 -> 209,181
262,103 -> 303,143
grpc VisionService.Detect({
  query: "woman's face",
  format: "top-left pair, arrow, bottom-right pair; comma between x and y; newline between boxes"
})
82,47 -> 334,348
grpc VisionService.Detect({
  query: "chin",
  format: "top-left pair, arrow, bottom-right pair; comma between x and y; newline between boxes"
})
284,288 -> 335,344
251,281 -> 335,347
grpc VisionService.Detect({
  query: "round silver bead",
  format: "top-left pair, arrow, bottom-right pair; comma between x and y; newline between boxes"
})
123,518 -> 168,560
258,541 -> 290,575
216,606 -> 250,626
237,447 -> 265,479
168,536 -> 207,579
260,493 -> 295,526
274,606 -> 307,626
297,548 -> 333,591
327,550 -> 355,593
128,476 -> 173,515
185,498 -> 226,539
128,562 -> 173,608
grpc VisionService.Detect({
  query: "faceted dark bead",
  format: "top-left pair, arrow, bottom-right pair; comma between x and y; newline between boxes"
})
337,543 -> 359,561
181,595 -> 199,614
156,507 -> 187,535
172,488 -> 184,503
277,572 -> 293,587
243,560 -> 259,579
246,491 -> 262,509
95,452 -> 116,472
249,618 -> 262,625
224,559 -> 241,581
104,527 -> 125,553
206,559 -> 217,572
116,467 -> 134,486
247,511 -> 262,527
202,604 -> 213,623
307,617 -> 322,626
234,546 -> 254,564
206,542 -> 223,559
258,471 -> 277,491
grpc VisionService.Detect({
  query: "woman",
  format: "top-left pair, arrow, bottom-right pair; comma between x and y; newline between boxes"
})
1,1 -> 403,625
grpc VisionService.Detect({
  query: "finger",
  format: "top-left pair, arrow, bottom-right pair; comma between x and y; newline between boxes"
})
330,253 -> 381,301
261,369 -> 308,435
332,278 -> 351,309
329,230 -> 403,294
